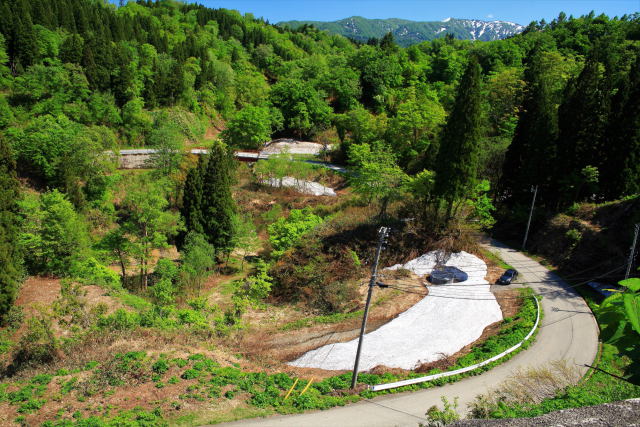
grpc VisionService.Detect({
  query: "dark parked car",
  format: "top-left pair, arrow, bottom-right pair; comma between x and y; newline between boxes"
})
497,269 -> 518,285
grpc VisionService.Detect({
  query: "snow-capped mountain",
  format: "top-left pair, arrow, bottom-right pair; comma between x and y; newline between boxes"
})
451,18 -> 525,41
278,16 -> 525,47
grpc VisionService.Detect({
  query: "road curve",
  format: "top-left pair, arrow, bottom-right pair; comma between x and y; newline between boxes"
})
217,239 -> 599,427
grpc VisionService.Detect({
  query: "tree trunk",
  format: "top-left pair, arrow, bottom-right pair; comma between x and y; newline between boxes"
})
117,249 -> 127,285
446,199 -> 454,223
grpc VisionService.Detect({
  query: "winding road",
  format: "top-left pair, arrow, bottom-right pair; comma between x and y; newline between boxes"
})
218,238 -> 599,427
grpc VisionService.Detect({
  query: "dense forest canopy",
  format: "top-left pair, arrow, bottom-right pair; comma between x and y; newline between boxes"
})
0,0 -> 639,315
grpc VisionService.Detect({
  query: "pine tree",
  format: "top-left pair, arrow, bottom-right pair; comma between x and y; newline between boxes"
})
10,0 -> 38,70
501,49 -> 558,204
434,56 -> 483,219
201,142 -> 237,255
181,155 -> 206,238
555,46 -> 610,203
602,53 -> 640,198
0,133 -> 23,320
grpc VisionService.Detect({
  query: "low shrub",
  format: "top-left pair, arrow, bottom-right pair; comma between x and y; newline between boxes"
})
268,207 -> 325,258
70,257 -> 121,289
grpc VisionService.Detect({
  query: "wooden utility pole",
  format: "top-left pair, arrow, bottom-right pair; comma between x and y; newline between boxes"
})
351,226 -> 390,389
625,223 -> 640,279
522,185 -> 538,250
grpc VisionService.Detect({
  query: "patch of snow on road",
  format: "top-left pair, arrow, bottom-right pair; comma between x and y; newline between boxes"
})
262,176 -> 336,196
289,251 -> 502,371
261,139 -> 332,156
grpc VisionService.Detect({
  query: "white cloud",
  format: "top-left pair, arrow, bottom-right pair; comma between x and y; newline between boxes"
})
486,14 -> 494,19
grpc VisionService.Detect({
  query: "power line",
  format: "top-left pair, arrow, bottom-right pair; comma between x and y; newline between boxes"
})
383,264 -> 627,301
362,399 -> 428,422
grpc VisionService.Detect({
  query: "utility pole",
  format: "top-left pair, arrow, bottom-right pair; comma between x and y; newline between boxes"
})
625,223 -> 640,279
351,226 -> 390,389
522,185 -> 538,250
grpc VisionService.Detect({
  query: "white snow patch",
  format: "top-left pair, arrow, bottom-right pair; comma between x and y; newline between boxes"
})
289,251 -> 503,371
262,176 -> 336,196
436,27 -> 447,34
442,17 -> 452,22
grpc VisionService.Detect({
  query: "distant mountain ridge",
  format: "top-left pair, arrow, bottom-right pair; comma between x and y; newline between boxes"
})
278,16 -> 525,46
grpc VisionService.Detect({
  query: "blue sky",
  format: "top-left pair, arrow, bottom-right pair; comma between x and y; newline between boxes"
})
178,1 -> 638,25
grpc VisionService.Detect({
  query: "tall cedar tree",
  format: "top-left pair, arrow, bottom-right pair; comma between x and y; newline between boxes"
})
555,47 -> 610,204
434,56 -> 483,218
0,134 -> 22,319
181,155 -> 207,239
601,53 -> 640,198
501,49 -> 558,204
201,142 -> 237,254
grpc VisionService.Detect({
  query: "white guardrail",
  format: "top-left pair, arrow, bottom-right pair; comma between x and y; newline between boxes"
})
370,295 -> 541,392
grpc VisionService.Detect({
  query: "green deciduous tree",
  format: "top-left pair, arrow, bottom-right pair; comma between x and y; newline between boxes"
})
387,87 -> 446,169
221,105 -> 281,149
120,177 -> 182,290
179,231 -> 215,295
18,190 -> 89,276
270,78 -> 331,138
147,120 -> 183,177
99,228 -> 132,285
7,114 -> 117,206
268,207 -> 324,258
348,144 -> 408,218
232,214 -> 259,271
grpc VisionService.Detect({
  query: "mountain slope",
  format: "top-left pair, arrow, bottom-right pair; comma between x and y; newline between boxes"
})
278,16 -> 525,46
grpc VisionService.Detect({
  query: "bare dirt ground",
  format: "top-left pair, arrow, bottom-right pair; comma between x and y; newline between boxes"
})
0,247 -> 522,426
233,254 -> 519,380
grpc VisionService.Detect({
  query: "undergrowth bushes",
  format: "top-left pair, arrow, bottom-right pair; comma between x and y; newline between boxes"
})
268,205 -> 435,313
0,290 -> 539,424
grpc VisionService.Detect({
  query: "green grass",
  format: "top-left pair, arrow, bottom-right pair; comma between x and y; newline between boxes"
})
7,287 -> 539,425
479,248 -> 514,270
111,290 -> 153,311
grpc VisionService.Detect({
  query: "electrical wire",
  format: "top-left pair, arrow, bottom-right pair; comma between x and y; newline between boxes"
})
382,264 -> 627,301
362,399 -> 428,422
380,261 -> 626,289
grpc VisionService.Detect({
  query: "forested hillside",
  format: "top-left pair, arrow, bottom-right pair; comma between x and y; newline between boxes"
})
279,16 -> 525,46
0,0 -> 639,424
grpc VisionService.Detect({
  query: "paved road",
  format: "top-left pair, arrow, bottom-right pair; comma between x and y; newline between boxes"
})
217,239 -> 599,427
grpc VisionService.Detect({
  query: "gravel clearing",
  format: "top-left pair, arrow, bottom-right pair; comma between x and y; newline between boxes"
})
262,176 -> 336,196
289,251 -> 503,371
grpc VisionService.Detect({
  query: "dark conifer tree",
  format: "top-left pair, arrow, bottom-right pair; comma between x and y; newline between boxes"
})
555,46 -> 610,203
60,33 -> 84,64
501,49 -> 558,204
10,0 -> 37,70
201,142 -> 237,254
0,134 -> 22,320
181,155 -> 207,238
434,56 -> 483,218
602,52 -> 640,198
